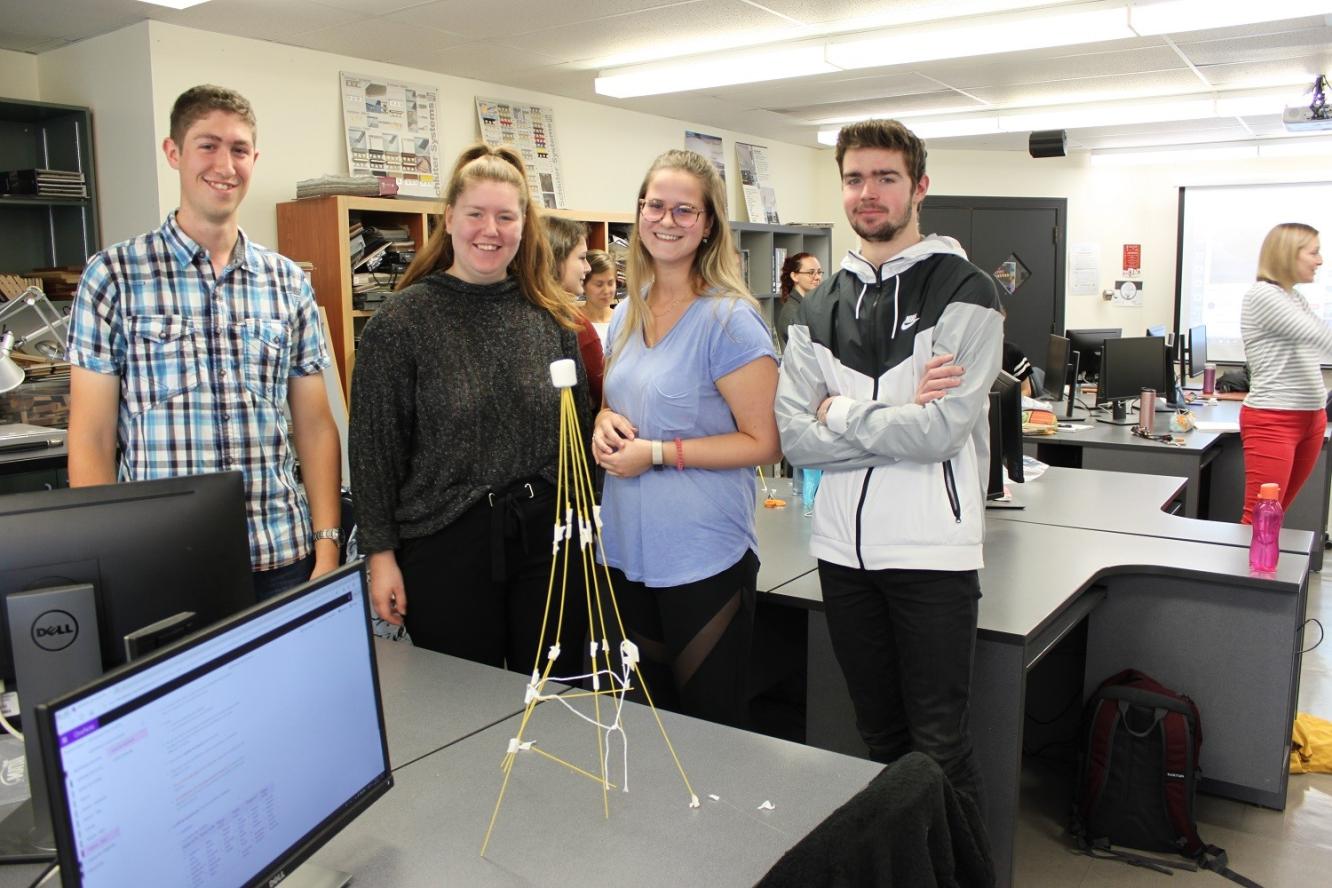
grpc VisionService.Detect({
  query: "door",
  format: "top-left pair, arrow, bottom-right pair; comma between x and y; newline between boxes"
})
920,197 -> 1066,373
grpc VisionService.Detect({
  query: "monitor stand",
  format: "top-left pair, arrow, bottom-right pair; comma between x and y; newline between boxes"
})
0,583 -> 103,863
1098,399 -> 1137,425
278,863 -> 353,887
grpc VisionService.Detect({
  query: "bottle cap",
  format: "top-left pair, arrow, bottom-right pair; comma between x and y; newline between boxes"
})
1259,483 -> 1281,500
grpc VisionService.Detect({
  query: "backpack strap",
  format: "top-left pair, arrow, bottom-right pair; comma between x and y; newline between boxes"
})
1075,836 -> 1198,874
1157,703 -> 1205,856
1197,845 -> 1265,888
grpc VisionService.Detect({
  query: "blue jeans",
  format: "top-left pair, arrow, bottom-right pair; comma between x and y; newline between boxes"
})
251,553 -> 315,602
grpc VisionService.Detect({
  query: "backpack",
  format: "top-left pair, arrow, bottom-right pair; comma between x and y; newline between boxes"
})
1071,669 -> 1260,886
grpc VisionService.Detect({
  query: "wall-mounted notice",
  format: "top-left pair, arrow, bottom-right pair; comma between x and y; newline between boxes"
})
685,130 -> 727,211
1070,243 -> 1100,297
736,142 -> 780,224
341,72 -> 441,198
476,97 -> 566,208
1122,243 -> 1141,277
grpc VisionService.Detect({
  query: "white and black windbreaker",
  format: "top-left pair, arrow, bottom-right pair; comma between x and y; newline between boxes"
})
775,235 -> 1003,572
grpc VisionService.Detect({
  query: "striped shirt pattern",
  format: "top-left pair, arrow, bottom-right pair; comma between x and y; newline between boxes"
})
66,213 -> 329,570
1241,280 -> 1332,411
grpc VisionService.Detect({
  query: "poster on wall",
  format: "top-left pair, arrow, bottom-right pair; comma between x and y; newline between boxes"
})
475,97 -> 566,208
735,142 -> 779,224
1122,243 -> 1141,277
685,130 -> 727,211
340,72 -> 442,199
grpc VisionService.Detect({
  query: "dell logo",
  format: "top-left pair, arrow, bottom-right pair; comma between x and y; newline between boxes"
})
31,610 -> 79,652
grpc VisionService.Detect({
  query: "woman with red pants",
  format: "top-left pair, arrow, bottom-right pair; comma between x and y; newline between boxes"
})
1240,222 -> 1327,523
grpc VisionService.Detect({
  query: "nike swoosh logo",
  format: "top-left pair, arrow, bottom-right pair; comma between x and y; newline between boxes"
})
900,314 -> 919,331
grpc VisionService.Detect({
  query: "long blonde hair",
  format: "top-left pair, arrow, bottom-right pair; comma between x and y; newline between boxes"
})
1257,222 -> 1319,291
396,143 -> 579,329
609,149 -> 755,372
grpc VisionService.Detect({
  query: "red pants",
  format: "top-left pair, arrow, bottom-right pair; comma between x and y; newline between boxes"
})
1239,405 -> 1327,524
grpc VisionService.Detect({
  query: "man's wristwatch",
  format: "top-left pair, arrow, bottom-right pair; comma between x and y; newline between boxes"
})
313,528 -> 343,547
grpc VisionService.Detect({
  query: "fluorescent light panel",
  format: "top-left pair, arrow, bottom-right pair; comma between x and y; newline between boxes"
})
595,45 -> 835,98
136,0 -> 211,8
1129,0 -> 1332,35
1090,145 -> 1259,165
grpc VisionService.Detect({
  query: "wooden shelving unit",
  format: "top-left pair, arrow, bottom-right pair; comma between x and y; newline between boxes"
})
276,198 -> 637,400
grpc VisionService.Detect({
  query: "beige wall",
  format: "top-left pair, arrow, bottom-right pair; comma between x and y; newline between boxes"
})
135,21 -> 830,250
36,23 -> 160,248
0,49 -> 39,101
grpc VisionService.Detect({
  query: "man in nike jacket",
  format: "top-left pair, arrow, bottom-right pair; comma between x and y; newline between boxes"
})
775,119 -> 1002,812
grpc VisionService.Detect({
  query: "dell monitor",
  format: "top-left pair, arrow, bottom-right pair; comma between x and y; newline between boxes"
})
0,472 -> 254,860
1188,324 -> 1208,380
34,562 -> 392,888
1096,336 -> 1174,425
1064,328 -> 1122,382
987,370 -> 1025,501
1040,333 -> 1072,402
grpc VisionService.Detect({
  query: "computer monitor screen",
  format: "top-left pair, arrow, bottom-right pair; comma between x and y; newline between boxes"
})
0,473 -> 254,688
35,563 -> 392,888
1188,324 -> 1208,378
1064,328 -> 1122,381
1097,336 -> 1173,414
1041,334 -> 1071,401
1146,324 -> 1166,339
988,370 -> 1024,500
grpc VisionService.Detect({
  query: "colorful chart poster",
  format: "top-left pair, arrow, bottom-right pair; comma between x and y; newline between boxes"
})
475,97 -> 566,208
341,72 -> 441,199
685,130 -> 727,212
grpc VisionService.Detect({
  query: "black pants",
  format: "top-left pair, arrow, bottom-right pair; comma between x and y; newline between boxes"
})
818,560 -> 985,811
398,479 -> 587,678
606,549 -> 758,729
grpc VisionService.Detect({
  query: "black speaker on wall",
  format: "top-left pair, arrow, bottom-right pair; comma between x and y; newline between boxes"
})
1029,129 -> 1068,158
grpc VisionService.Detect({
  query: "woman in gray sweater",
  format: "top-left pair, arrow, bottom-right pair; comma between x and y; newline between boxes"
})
349,144 -> 591,675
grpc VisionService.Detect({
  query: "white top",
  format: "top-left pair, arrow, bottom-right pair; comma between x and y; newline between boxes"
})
1242,280 -> 1332,411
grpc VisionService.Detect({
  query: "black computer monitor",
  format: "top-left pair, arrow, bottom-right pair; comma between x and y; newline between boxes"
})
34,562 -> 392,888
1096,336 -> 1173,424
0,473 -> 253,861
1041,333 -> 1071,401
1188,324 -> 1208,379
1064,328 -> 1122,381
988,370 -> 1025,500
0,472 -> 253,686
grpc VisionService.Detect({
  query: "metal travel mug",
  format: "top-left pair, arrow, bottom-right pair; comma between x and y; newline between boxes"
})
1138,388 -> 1156,434
1202,363 -> 1216,396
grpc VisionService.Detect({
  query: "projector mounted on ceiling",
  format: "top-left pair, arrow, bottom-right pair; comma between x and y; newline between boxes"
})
1283,74 -> 1331,132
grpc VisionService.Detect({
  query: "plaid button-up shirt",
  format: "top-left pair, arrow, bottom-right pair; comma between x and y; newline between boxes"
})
66,212 -> 330,570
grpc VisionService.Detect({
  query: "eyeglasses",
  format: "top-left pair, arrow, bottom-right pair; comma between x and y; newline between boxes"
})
795,269 -> 824,278
638,199 -> 704,228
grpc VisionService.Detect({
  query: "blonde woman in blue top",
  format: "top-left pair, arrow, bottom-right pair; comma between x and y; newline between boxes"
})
592,149 -> 781,728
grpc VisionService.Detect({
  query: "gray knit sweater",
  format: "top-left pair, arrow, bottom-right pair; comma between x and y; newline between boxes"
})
349,271 -> 590,553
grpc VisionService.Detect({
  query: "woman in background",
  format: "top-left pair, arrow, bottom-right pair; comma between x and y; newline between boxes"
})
592,149 -> 780,728
543,215 -> 605,405
776,251 -> 822,351
582,249 -> 617,348
349,143 -> 590,676
1239,222 -> 1329,523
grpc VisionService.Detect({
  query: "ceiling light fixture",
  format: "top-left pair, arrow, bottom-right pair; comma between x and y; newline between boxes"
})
594,3 -> 1329,100
1089,144 -> 1260,165
135,0 -> 212,9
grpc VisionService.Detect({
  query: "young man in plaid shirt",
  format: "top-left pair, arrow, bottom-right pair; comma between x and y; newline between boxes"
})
66,85 -> 342,600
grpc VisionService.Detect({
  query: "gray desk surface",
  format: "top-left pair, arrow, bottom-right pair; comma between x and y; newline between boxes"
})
313,690 -> 883,887
753,478 -> 815,593
764,517 -> 1308,643
1027,406 -> 1221,453
992,466 -> 1315,555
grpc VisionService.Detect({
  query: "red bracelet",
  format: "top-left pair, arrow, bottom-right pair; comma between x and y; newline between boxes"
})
674,437 -> 685,471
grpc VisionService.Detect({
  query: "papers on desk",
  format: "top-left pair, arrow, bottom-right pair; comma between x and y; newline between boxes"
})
1194,421 -> 1240,433
1055,423 -> 1094,432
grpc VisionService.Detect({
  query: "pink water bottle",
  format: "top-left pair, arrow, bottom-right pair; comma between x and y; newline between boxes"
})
1250,483 -> 1283,572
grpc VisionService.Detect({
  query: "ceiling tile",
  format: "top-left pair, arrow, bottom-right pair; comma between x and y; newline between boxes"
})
292,16 -> 470,68
710,69 -> 937,109
385,0 -> 701,43
167,0 -> 363,43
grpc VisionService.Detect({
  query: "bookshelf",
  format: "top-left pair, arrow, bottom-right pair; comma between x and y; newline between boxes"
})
276,199 -> 637,401
730,222 -> 834,328
0,98 -> 99,273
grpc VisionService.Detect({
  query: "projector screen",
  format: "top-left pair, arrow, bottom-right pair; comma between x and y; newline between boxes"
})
1177,181 -> 1332,363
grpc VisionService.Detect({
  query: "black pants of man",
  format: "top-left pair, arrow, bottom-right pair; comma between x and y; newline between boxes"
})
398,479 -> 587,678
818,560 -> 985,811
605,549 -> 758,729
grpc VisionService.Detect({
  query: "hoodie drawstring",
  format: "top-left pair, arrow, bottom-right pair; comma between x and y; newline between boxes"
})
854,282 -> 868,320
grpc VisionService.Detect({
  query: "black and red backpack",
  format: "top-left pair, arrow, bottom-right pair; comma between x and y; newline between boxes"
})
1071,669 -> 1260,885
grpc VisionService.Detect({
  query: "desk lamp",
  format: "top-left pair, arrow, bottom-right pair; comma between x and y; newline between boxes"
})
0,287 -> 69,363
0,332 -> 23,394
